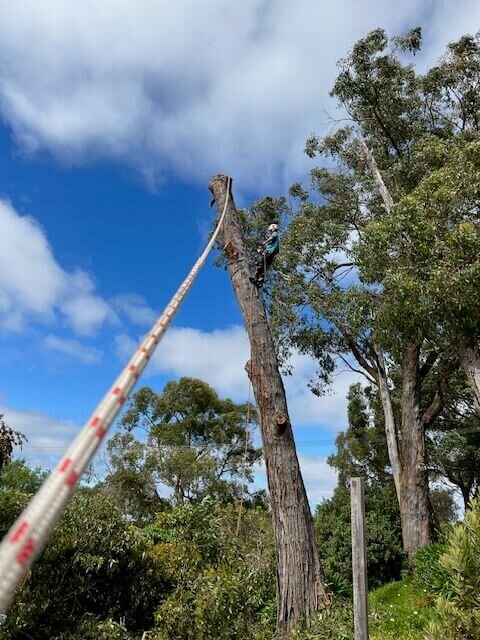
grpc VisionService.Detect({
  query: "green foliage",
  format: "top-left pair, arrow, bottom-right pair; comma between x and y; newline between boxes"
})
429,488 -> 458,527
426,374 -> 480,511
109,379 -> 260,515
0,486 -> 30,539
287,604 -> 354,640
412,543 -> 451,599
0,414 -> 26,470
0,458 -> 46,493
146,499 -> 275,640
315,483 -> 404,593
358,139 -> 480,352
426,499 -> 480,639
0,490 -> 161,640
52,614 -> 133,640
328,383 -> 391,486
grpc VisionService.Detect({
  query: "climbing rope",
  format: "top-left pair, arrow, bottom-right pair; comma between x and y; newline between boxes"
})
0,178 -> 232,615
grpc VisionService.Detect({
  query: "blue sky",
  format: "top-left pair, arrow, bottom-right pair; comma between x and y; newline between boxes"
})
1,0 -> 479,505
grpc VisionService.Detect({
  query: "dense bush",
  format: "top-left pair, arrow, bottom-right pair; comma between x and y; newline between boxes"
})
315,483 -> 405,594
0,489 -> 162,640
52,614 -> 133,640
426,499 -> 480,639
146,498 -> 276,640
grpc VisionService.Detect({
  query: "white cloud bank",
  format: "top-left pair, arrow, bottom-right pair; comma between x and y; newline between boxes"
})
111,294 -> 157,327
0,1 -> 479,189
116,324 -> 361,431
3,398 -> 337,506
0,199 -> 112,334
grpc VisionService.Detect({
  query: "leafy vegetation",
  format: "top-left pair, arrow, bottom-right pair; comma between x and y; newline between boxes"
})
426,499 -> 480,639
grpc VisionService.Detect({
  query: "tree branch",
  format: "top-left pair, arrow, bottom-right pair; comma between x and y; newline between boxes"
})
422,361 -> 457,428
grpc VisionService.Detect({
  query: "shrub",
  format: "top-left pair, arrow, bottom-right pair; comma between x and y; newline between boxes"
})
147,499 -> 275,640
412,542 -> 451,598
0,490 -> 161,640
52,615 -> 133,640
251,602 -> 354,640
426,498 -> 480,639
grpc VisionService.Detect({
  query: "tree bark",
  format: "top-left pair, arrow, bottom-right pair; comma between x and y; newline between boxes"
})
209,175 -> 324,633
398,343 -> 432,561
375,343 -> 432,561
458,338 -> 480,416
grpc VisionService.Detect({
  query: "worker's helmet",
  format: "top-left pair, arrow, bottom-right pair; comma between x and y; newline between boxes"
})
268,223 -> 279,232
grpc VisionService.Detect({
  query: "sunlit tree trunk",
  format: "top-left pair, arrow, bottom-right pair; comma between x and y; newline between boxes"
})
209,175 -> 325,633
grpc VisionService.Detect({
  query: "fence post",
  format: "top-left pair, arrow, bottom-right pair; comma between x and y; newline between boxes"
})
351,477 -> 369,640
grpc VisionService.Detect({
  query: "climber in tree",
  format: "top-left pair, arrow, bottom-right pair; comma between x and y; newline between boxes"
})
250,223 -> 280,287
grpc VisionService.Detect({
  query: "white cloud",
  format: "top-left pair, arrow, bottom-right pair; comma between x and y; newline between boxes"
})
112,294 -> 157,327
1,403 -> 79,468
0,199 -> 112,335
2,398 -> 337,506
0,1 -> 478,189
298,454 -> 338,505
116,324 -> 360,431
43,334 -> 102,364
115,325 -> 250,398
284,351 -> 362,431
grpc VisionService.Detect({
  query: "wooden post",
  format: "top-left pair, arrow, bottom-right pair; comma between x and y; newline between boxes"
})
351,477 -> 369,640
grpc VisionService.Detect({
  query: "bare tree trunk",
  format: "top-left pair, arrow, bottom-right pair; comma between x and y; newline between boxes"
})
398,343 -> 432,561
374,345 -> 401,495
375,344 -> 431,560
458,339 -> 480,416
357,138 -> 394,214
209,175 -> 324,634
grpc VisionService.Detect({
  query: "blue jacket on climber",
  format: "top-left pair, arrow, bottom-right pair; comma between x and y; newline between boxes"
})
250,223 -> 280,287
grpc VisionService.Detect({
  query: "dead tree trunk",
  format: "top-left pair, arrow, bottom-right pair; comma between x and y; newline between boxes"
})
209,175 -> 324,634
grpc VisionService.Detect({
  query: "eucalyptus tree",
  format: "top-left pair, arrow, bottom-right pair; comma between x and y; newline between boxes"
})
268,28 -> 480,560
104,378 -> 260,521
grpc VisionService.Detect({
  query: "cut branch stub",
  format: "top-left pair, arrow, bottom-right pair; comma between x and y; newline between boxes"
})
224,240 -> 239,262
275,413 -> 289,436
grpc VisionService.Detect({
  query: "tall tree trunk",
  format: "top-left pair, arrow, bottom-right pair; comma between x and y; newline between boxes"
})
209,175 -> 324,633
398,343 -> 432,561
458,338 -> 480,416
375,343 -> 431,561
360,139 -> 431,560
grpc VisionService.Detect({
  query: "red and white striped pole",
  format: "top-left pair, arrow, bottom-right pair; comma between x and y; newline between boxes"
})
0,177 -> 231,614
